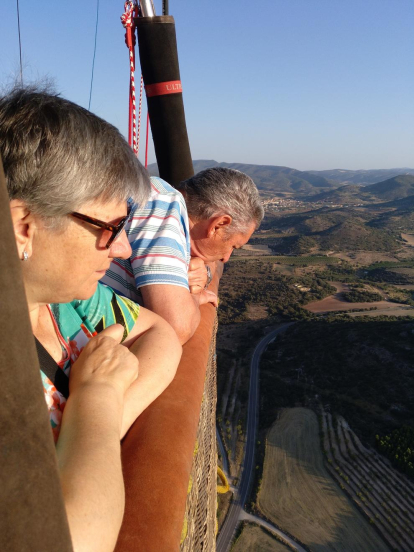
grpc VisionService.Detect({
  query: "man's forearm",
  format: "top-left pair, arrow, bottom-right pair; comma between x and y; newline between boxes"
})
140,284 -> 202,345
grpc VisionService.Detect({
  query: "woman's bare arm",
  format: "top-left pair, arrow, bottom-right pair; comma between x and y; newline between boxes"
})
56,325 -> 138,552
121,307 -> 182,437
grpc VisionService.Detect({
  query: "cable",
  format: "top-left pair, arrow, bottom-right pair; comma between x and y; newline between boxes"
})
16,0 -> 23,85
88,0 -> 100,111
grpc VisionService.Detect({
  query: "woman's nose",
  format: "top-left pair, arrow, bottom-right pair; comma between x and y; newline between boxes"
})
108,229 -> 132,259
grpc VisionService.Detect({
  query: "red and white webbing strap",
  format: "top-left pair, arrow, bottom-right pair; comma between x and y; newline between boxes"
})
137,74 -> 144,159
121,1 -> 139,154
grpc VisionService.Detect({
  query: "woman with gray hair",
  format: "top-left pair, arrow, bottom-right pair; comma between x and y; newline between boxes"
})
0,88 -> 182,552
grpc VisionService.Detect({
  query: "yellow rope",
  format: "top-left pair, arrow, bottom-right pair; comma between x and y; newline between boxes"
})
217,466 -> 230,494
180,514 -> 188,544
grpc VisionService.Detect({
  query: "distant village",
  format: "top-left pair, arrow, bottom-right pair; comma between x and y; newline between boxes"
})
262,195 -> 366,211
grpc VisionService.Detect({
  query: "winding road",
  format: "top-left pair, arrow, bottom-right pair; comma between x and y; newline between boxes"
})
216,323 -> 293,552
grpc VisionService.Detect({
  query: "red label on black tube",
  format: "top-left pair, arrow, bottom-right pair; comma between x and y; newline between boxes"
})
145,80 -> 182,97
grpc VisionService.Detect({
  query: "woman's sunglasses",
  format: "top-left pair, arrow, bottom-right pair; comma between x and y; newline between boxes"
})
71,212 -> 128,249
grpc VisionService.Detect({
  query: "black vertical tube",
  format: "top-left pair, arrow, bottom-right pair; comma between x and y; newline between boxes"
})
136,16 -> 193,186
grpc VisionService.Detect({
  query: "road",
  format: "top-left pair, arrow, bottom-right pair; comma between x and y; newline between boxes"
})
216,323 -> 293,552
239,511 -> 308,552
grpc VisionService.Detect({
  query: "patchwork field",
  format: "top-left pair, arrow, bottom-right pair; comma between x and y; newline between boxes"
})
230,255 -> 340,265
257,408 -> 390,552
232,523 -> 291,552
240,244 -> 273,255
321,411 -> 414,551
304,281 -> 413,316
304,296 -> 406,314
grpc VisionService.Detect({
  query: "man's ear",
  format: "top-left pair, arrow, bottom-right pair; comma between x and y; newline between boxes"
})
9,199 -> 36,259
207,214 -> 233,238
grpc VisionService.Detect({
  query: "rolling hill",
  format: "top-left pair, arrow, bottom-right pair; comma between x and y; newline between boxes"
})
309,168 -> 414,186
147,160 -> 337,195
364,175 -> 414,200
147,161 -> 414,200
306,185 -> 366,204
307,175 -> 414,204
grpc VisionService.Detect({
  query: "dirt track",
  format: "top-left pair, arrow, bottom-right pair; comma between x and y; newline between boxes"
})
257,408 -> 390,552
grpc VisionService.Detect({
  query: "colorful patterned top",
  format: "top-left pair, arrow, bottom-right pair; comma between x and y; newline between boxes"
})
101,176 -> 191,303
42,283 -> 140,443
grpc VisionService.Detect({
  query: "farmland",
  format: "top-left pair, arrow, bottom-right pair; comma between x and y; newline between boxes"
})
231,523 -> 292,552
257,408 -> 390,552
216,190 -> 414,550
231,254 -> 341,266
320,410 -> 414,551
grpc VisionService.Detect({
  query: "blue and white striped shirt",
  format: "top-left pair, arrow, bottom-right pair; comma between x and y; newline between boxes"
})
102,177 -> 191,304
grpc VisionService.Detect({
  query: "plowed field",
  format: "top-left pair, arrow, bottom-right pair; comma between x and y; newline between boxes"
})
232,524 -> 291,552
257,408 -> 390,552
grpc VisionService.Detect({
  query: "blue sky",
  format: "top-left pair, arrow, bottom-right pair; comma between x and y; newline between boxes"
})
1,0 -> 413,170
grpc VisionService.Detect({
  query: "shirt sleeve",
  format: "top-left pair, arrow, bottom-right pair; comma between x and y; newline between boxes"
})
126,185 -> 190,292
74,283 -> 140,342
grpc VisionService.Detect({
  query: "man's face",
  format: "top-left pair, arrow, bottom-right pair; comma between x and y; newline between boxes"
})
191,221 -> 256,263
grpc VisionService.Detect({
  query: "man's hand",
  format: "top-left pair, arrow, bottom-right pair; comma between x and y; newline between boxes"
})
199,289 -> 218,308
188,256 -> 208,294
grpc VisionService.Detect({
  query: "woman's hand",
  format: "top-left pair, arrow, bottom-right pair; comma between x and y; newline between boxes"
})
69,324 -> 139,400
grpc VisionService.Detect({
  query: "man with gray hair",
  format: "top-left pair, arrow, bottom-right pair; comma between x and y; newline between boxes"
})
103,167 -> 264,344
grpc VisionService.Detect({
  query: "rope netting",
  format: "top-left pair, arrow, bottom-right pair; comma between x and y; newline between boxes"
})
180,316 -> 218,552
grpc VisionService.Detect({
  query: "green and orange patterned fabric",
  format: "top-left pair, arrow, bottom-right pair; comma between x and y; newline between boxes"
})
41,283 -> 140,443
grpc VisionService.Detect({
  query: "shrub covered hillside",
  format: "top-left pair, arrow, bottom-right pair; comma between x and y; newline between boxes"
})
260,318 -> 414,444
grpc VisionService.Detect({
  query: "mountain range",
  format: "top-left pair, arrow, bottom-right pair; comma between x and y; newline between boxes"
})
147,160 -> 336,195
309,168 -> 414,186
147,160 -> 414,196
307,175 -> 414,204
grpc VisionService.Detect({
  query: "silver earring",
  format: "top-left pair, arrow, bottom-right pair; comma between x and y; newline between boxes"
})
22,251 -> 29,261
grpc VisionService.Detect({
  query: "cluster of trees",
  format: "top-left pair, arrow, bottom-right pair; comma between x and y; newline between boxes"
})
317,262 -> 414,296
342,289 -> 383,303
218,259 -> 334,325
376,427 -> 414,477
269,235 -> 317,255
316,263 -> 358,282
366,268 -> 414,285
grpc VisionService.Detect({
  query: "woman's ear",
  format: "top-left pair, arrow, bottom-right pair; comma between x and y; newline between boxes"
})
9,199 -> 36,260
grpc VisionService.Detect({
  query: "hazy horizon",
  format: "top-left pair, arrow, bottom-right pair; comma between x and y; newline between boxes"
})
2,0 -> 413,170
